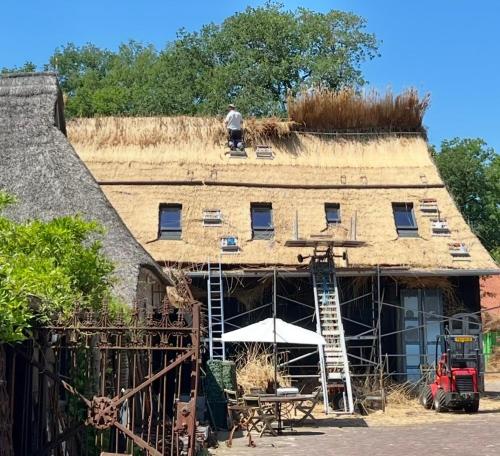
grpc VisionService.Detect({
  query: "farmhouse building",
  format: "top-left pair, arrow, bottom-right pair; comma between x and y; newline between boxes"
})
70,106 -> 498,401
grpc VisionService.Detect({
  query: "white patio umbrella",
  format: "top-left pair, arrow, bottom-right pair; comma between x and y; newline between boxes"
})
222,318 -> 326,345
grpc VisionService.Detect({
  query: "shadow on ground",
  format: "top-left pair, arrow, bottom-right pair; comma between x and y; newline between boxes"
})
315,417 -> 368,428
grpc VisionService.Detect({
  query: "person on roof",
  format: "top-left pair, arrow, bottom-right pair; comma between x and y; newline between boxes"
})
224,104 -> 244,151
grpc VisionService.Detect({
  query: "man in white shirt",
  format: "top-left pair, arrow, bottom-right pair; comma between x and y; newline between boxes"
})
224,104 -> 244,150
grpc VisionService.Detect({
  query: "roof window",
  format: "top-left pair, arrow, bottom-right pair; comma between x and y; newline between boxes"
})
159,204 -> 182,240
325,203 -> 341,224
251,203 -> 274,240
392,203 -> 418,238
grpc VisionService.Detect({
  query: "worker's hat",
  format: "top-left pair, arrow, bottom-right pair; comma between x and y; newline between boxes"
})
228,103 -> 236,109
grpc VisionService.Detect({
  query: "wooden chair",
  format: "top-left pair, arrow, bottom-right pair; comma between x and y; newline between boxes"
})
295,388 -> 320,426
224,388 -> 241,406
244,396 -> 277,437
225,390 -> 255,448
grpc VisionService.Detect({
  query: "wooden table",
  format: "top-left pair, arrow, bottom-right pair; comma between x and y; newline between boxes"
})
258,394 -> 317,433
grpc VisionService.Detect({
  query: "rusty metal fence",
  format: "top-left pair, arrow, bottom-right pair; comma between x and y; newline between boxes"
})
1,298 -> 201,456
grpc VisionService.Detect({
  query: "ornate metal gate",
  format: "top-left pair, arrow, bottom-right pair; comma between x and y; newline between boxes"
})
3,298 -> 201,456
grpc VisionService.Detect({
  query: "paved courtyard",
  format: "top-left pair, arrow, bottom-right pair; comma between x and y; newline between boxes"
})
215,380 -> 500,456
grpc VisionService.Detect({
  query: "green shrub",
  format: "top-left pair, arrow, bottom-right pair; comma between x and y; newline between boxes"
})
0,191 -> 116,342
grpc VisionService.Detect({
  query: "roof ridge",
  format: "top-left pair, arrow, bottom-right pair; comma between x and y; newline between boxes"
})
0,71 -> 58,79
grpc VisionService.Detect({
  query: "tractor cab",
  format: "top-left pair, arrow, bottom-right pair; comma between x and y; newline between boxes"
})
420,334 -> 481,413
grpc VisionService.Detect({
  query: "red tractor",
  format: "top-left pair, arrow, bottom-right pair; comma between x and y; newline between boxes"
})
420,334 -> 481,413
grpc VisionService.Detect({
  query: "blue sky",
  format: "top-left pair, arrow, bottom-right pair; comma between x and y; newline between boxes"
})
2,0 -> 499,150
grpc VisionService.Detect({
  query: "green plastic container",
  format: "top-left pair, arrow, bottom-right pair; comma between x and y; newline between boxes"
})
206,400 -> 228,430
204,360 -> 237,430
205,360 -> 237,401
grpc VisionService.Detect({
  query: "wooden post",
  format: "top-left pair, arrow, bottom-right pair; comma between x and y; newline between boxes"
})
273,268 -> 278,393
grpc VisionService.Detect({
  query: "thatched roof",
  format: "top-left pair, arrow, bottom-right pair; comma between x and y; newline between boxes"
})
0,73 -> 169,304
69,116 -> 499,274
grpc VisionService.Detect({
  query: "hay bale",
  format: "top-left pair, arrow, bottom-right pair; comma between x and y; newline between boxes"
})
235,344 -> 290,393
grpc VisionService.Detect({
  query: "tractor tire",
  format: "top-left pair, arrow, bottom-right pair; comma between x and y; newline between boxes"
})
420,385 -> 433,410
332,392 -> 346,411
434,389 -> 447,413
464,399 -> 480,414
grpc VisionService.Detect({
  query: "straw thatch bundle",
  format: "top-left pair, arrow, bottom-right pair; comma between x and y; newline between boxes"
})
67,88 -> 429,150
288,88 -> 430,133
235,344 -> 290,393
68,116 -> 295,149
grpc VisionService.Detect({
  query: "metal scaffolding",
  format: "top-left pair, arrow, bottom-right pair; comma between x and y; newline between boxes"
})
196,263 -> 489,412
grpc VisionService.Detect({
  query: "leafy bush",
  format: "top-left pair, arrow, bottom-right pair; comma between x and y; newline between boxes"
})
0,192 -> 115,342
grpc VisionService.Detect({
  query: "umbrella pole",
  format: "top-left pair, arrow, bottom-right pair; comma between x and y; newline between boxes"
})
273,268 -> 277,394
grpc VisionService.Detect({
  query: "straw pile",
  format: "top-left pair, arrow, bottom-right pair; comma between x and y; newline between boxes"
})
234,344 -> 291,393
288,88 -> 430,133
385,381 -> 420,407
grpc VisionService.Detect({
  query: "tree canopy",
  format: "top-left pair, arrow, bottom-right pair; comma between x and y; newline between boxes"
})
433,138 -> 499,262
0,192 -> 116,342
3,2 -> 378,118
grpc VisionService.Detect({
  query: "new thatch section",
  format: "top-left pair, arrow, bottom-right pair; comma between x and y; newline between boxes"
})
68,114 -> 497,273
69,115 -> 296,149
69,117 -> 438,185
0,73 -> 170,304
67,88 -> 428,148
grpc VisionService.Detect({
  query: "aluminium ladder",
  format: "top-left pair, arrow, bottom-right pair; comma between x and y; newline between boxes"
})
207,259 -> 226,360
312,248 -> 354,414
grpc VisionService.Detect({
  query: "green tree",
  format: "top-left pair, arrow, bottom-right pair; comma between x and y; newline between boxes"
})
1,61 -> 37,74
433,138 -> 499,262
0,192 -> 115,342
45,2 -> 378,117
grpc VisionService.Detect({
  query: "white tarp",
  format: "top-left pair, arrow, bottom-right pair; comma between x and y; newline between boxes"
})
221,318 -> 326,345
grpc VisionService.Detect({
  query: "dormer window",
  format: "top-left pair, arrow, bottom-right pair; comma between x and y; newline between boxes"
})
392,203 -> 418,237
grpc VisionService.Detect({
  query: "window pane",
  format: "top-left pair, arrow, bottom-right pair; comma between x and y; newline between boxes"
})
393,204 -> 416,228
160,206 -> 181,230
251,206 -> 272,229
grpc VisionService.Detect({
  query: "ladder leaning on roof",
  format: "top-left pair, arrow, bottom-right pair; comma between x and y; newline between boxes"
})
312,247 -> 354,414
207,258 -> 226,360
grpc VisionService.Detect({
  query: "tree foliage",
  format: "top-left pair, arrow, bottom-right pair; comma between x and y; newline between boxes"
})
433,138 -> 499,262
1,61 -> 36,74
0,192 -> 115,342
40,2 -> 378,117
